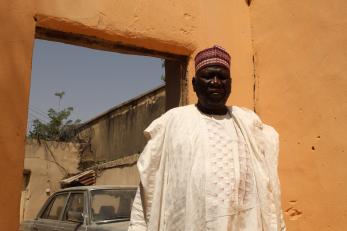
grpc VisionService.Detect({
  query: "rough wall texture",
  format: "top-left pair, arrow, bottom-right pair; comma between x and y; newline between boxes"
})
21,140 -> 79,221
0,1 -> 35,230
78,86 -> 165,168
95,165 -> 139,186
250,0 -> 347,230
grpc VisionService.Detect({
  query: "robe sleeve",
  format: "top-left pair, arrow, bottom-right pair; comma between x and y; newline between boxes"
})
272,132 -> 286,231
262,124 -> 286,231
128,113 -> 169,231
128,186 -> 146,231
234,106 -> 286,230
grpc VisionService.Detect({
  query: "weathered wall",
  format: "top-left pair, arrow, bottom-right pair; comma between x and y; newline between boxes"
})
250,0 -> 347,230
96,165 -> 139,186
21,140 -> 79,221
0,1 -> 35,230
1,0 -> 253,230
79,86 -> 166,167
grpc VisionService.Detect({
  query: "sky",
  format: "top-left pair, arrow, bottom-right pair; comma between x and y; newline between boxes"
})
27,39 -> 164,131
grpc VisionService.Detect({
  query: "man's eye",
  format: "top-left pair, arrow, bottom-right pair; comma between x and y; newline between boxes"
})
220,74 -> 230,80
199,75 -> 213,80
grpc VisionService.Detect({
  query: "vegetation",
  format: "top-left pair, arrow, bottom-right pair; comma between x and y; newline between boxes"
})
28,92 -> 81,142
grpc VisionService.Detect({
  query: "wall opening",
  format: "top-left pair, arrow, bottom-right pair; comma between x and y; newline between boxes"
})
35,27 -> 188,110
22,26 -> 188,221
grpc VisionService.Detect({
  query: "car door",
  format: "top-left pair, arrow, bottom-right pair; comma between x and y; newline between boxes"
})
55,192 -> 86,231
33,193 -> 69,231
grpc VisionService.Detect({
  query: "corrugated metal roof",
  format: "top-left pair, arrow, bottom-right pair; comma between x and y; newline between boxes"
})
61,170 -> 96,187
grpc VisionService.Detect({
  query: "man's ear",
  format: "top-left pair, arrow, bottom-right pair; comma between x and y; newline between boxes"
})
192,76 -> 197,92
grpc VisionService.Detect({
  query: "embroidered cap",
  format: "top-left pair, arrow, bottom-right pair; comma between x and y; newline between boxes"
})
195,45 -> 231,73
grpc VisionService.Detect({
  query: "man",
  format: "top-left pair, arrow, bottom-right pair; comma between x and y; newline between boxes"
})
129,45 -> 286,231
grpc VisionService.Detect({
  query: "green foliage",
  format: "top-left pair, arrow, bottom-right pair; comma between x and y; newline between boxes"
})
54,91 -> 65,99
28,93 -> 81,142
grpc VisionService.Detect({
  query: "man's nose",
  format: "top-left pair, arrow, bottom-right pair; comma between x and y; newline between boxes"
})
211,76 -> 222,86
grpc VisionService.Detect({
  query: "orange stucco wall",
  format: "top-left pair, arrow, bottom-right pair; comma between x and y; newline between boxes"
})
250,1 -> 347,230
1,0 -> 346,230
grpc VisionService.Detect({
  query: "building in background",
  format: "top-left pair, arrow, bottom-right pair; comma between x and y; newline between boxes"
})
77,85 -> 165,169
21,140 -> 80,222
21,85 -> 165,221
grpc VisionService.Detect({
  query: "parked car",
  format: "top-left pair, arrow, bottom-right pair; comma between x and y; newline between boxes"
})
20,185 -> 137,231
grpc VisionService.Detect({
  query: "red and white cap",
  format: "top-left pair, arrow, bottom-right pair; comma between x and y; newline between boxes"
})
195,45 -> 231,73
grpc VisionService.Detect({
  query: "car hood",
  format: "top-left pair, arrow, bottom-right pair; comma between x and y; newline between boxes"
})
87,221 -> 129,231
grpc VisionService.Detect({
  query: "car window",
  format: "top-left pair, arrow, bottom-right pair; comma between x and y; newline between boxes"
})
41,193 -> 68,220
63,193 -> 85,222
91,189 -> 136,222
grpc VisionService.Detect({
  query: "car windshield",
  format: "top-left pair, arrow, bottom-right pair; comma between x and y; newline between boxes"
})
91,189 -> 136,223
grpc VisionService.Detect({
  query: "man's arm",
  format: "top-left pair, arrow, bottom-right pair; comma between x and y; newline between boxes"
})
262,124 -> 286,231
128,111 -> 171,231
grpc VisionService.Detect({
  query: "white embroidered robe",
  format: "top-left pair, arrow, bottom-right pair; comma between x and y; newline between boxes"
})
128,105 -> 286,231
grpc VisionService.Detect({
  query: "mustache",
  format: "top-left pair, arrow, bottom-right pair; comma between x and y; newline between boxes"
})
207,88 -> 225,93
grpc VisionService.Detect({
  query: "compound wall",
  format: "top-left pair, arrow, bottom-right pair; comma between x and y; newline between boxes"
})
22,140 -> 79,221
250,0 -> 347,230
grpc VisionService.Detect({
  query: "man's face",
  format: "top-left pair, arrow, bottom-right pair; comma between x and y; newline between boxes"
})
193,65 -> 231,110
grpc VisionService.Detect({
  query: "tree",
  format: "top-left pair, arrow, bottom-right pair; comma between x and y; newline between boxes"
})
54,91 -> 65,110
28,92 -> 81,142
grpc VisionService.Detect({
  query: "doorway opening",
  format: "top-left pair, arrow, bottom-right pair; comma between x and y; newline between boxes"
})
22,26 -> 187,222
